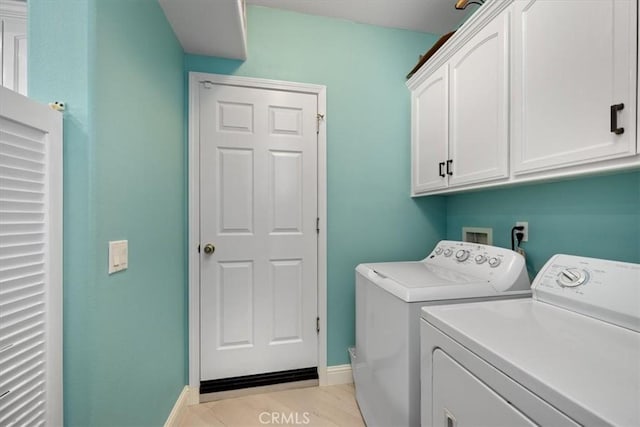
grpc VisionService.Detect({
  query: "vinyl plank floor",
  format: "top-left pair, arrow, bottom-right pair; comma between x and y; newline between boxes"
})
179,384 -> 365,427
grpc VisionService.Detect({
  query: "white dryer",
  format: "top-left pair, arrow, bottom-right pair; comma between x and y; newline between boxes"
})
420,254 -> 640,426
353,240 -> 531,427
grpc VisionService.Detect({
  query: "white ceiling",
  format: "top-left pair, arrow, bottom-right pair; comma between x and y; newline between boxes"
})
246,0 -> 468,35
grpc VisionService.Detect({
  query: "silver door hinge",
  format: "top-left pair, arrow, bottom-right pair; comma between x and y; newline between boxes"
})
316,113 -> 325,134
316,217 -> 320,234
316,317 -> 320,334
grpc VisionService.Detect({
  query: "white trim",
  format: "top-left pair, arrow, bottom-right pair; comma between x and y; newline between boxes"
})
188,73 -> 201,392
46,93 -> 64,427
191,73 -> 327,95
188,72 -> 328,391
324,364 -> 353,386
164,386 -> 190,427
0,0 -> 27,20
316,83 -> 328,387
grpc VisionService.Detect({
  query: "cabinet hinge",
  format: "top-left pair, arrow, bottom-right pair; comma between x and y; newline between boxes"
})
316,317 -> 320,334
316,217 -> 320,234
316,113 -> 325,134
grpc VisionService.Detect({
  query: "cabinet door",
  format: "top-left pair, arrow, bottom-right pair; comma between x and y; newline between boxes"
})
412,65 -> 449,194
448,8 -> 510,187
512,0 -> 637,174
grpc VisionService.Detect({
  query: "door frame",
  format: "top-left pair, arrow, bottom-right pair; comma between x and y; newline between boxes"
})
187,72 -> 328,391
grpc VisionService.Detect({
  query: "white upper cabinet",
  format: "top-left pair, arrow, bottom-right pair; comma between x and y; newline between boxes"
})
448,9 -> 509,187
412,64 -> 449,194
409,5 -> 510,195
0,0 -> 28,96
407,0 -> 638,196
512,0 -> 637,174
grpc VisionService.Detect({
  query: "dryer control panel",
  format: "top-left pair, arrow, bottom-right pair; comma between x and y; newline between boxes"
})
533,254 -> 640,332
425,241 -> 530,292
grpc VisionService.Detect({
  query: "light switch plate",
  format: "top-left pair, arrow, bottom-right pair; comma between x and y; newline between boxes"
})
108,240 -> 128,274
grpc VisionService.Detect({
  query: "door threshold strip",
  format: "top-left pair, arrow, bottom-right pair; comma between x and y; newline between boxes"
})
200,367 -> 318,395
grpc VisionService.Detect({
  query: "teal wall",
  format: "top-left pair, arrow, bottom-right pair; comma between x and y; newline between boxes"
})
29,0 -> 186,425
446,171 -> 640,278
29,0 -> 97,423
186,6 -> 446,366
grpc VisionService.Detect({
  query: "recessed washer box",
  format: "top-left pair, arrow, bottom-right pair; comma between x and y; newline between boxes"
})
462,227 -> 493,245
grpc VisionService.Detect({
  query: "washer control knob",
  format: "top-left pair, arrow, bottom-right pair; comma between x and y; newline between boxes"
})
443,249 -> 453,257
475,254 -> 487,264
488,257 -> 501,268
455,250 -> 469,262
434,247 -> 443,255
557,268 -> 588,287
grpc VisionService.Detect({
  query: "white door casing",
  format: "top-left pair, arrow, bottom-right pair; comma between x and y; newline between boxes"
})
188,73 -> 328,388
0,87 -> 62,425
0,0 -> 28,95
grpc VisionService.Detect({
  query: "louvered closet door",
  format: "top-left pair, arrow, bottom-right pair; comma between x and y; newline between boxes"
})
0,87 -> 62,426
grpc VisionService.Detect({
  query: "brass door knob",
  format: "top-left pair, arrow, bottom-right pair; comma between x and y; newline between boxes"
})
203,244 -> 215,255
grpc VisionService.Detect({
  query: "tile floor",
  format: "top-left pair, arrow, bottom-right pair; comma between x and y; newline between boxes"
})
178,384 -> 365,427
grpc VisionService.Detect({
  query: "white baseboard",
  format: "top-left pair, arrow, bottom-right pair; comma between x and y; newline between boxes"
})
164,386 -> 190,427
325,364 -> 353,386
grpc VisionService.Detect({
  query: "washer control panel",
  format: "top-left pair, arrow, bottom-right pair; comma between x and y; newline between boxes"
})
425,241 -> 530,292
533,254 -> 640,332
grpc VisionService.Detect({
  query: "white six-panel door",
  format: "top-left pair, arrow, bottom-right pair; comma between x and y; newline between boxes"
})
199,83 -> 318,380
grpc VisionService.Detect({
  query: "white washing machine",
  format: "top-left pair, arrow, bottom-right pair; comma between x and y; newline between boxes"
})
353,240 -> 531,427
420,254 -> 640,427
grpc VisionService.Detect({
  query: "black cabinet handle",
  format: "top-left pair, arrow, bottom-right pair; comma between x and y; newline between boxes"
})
610,103 -> 624,135
446,159 -> 453,176
438,162 -> 445,177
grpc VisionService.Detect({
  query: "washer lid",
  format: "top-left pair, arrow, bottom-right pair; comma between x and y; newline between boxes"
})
422,299 -> 640,426
358,262 -> 524,302
371,261 -> 483,286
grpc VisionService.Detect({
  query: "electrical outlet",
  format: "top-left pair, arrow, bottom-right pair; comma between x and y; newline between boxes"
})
516,221 -> 528,242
